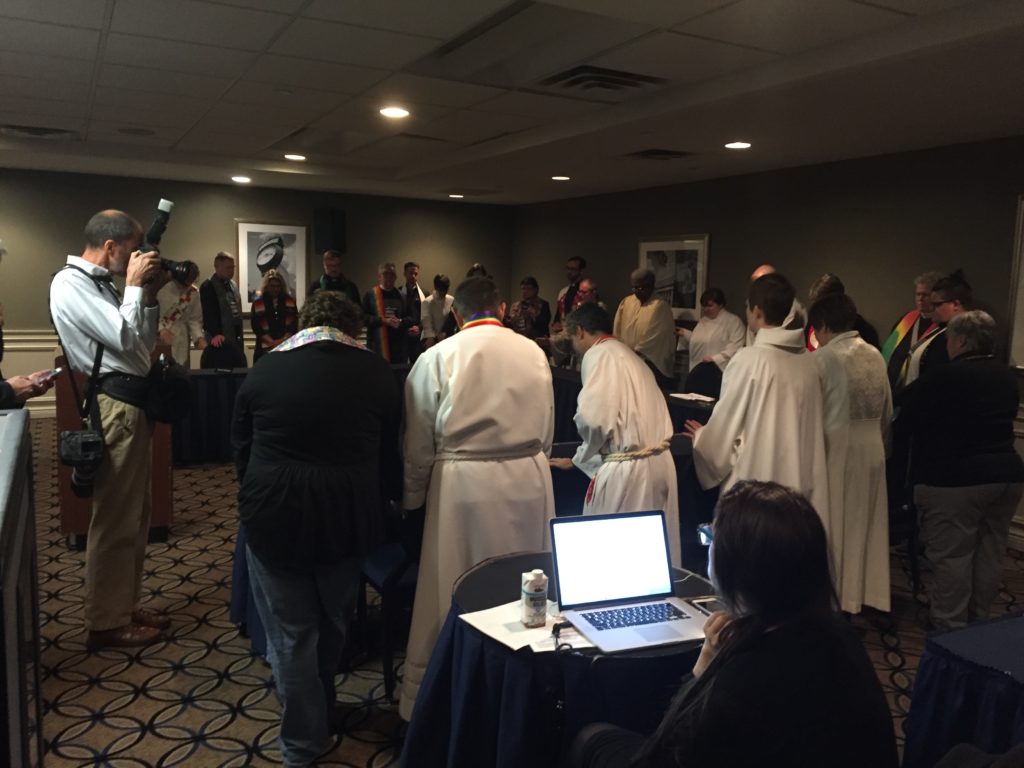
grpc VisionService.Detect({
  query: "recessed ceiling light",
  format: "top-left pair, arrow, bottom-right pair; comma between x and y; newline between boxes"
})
551,175 -> 570,181
449,194 -> 464,199
284,153 -> 306,161
380,106 -> 410,119
231,175 -> 251,184
725,141 -> 752,150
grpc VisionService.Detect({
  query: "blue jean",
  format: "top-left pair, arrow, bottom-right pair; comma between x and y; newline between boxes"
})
246,545 -> 362,767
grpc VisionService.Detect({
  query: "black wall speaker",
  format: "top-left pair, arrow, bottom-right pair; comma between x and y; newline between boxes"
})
313,208 -> 347,254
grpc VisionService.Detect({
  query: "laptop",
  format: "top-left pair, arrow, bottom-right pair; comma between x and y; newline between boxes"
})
550,511 -> 709,653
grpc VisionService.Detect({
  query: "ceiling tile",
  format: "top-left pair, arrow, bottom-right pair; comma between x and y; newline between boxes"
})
363,73 -> 506,109
591,31 -> 776,83
342,134 -> 461,169
208,0 -> 306,12
92,85 -> 215,126
417,109 -> 540,145
474,91 -> 603,119
111,0 -> 290,51
302,130 -> 381,156
243,55 -> 389,94
0,74 -> 90,102
674,0 -> 906,55
203,99 -> 326,129
86,121 -> 188,147
848,0 -> 976,13
302,0 -> 513,40
221,80 -> 350,115
0,111 -> 85,132
0,51 -> 95,83
176,126 -> 295,154
99,63 -> 233,99
0,0 -> 107,28
0,18 -> 99,59
104,33 -> 255,78
539,0 -> 739,27
271,18 -> 441,70
1,96 -> 89,119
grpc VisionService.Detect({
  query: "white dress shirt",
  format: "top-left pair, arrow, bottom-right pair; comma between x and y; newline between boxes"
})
49,255 -> 158,377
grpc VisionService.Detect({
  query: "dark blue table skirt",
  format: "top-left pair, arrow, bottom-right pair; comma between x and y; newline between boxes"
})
400,553 -> 706,768
903,612 -> 1024,768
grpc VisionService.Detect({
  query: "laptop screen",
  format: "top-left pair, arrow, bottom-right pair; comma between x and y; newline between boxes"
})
551,511 -> 674,610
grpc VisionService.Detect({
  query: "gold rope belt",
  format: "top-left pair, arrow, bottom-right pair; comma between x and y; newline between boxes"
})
601,439 -> 671,463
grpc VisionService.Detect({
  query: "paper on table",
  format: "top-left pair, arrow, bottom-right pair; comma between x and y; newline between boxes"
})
458,600 -> 594,653
670,392 -> 716,403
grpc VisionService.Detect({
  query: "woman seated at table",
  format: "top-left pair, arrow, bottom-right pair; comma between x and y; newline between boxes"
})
570,480 -> 898,768
251,269 -> 298,362
675,287 -> 745,398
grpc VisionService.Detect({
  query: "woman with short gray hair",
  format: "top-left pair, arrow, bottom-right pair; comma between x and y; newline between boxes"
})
906,309 -> 1024,630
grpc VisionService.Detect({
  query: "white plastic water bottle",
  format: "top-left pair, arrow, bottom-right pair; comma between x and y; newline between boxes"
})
521,569 -> 548,628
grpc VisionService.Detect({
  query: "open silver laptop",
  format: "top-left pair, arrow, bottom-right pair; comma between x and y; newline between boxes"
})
550,511 -> 708,653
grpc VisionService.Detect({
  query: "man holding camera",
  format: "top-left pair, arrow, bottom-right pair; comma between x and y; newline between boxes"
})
49,209 -> 172,649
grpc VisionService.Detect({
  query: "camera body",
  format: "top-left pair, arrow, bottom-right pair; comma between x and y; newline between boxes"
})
58,429 -> 105,498
142,199 -> 198,285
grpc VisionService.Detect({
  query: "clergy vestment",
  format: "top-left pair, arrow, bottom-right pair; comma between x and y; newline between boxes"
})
613,294 -> 676,379
814,331 -> 892,613
692,325 -> 830,529
573,337 -> 680,566
677,308 -> 746,372
399,318 -> 555,721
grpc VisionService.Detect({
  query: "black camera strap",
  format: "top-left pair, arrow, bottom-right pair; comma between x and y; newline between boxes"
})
49,265 -> 109,428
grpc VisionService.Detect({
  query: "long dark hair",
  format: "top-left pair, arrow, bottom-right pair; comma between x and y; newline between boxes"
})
635,481 -> 837,764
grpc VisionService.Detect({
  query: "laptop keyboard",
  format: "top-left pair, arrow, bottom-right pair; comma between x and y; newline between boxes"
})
581,602 -> 688,631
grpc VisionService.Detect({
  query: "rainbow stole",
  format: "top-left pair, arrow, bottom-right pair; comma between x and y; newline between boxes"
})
882,309 -> 921,363
374,285 -> 391,361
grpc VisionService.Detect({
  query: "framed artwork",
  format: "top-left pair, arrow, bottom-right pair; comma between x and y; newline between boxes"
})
1006,195 -> 1024,367
236,221 -> 308,312
638,235 -> 709,320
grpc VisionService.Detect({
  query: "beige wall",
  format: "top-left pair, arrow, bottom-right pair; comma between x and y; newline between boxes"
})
513,136 -> 1024,339
0,169 -> 515,329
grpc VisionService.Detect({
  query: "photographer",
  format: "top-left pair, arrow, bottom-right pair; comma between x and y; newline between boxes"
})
49,209 -> 172,650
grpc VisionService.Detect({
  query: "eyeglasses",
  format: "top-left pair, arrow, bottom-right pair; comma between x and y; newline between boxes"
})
932,299 -> 955,307
697,523 -> 714,546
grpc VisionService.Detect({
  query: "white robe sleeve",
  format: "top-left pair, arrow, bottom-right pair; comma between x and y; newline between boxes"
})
403,352 -> 442,509
691,350 -> 755,488
571,348 -> 612,478
711,313 -> 747,370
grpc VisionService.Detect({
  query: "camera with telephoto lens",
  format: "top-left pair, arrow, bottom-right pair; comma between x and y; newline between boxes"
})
141,199 -> 198,285
58,429 -> 105,498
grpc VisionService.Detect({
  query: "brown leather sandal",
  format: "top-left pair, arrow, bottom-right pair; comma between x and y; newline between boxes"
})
131,608 -> 172,630
87,623 -> 163,650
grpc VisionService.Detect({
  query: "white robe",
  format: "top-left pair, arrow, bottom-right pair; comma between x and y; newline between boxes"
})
613,294 -> 677,378
572,338 -> 680,567
156,282 -> 203,367
399,323 -> 555,720
814,331 -> 893,613
677,309 -> 746,372
692,325 -> 831,530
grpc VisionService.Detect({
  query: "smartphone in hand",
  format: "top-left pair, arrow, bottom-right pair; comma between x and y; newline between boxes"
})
34,367 -> 63,384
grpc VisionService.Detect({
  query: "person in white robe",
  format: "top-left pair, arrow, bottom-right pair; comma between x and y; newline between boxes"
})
809,294 -> 892,613
684,273 -> 830,530
613,268 -> 676,380
550,303 -> 680,566
745,264 -> 805,346
399,276 -> 555,721
157,273 -> 206,367
675,287 -> 746,373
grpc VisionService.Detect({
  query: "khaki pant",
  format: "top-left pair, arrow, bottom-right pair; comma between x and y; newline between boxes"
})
84,395 -> 153,631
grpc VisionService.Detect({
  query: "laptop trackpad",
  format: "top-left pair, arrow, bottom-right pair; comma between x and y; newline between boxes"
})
636,624 -> 686,643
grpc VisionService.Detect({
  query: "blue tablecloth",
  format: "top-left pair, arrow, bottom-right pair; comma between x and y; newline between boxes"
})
400,552 -> 707,768
903,612 -> 1024,768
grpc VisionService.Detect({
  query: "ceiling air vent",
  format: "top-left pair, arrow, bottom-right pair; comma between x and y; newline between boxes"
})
0,124 -> 79,141
626,148 -> 694,160
540,65 -> 666,94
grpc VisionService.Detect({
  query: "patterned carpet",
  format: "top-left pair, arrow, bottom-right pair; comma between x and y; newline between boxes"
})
30,416 -> 1024,766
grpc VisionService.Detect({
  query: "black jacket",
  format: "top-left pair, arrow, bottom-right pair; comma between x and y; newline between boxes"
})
232,339 -> 401,570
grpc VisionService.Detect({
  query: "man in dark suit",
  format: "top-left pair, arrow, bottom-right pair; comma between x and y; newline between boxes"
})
232,290 -> 401,765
